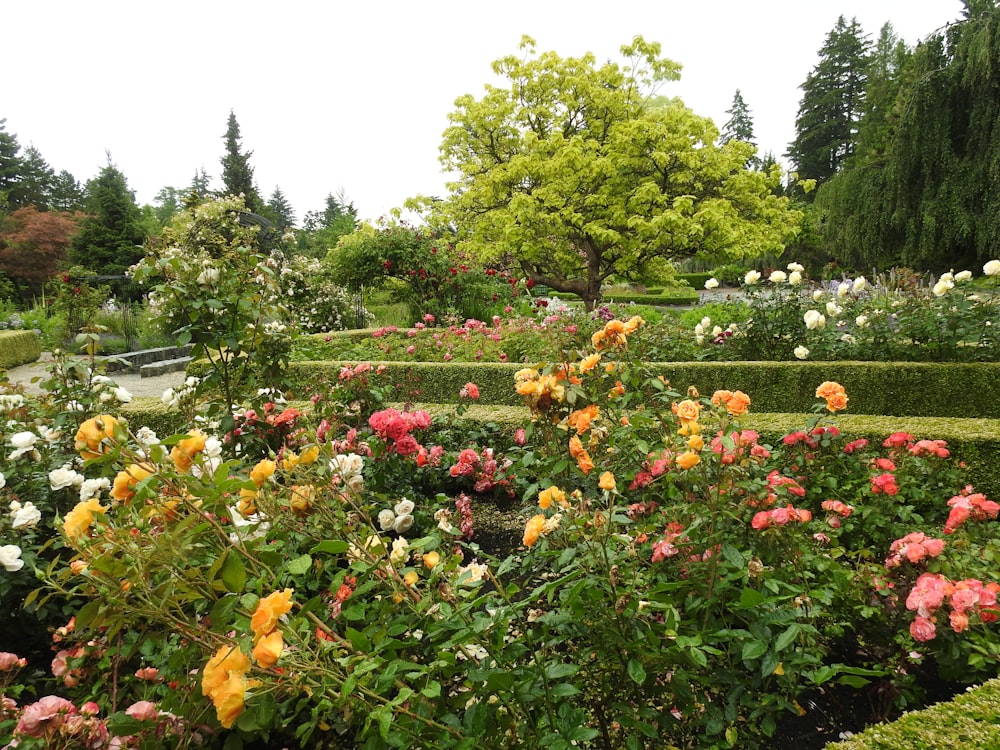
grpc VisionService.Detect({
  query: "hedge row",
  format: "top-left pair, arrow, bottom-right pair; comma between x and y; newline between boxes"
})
553,291 -> 699,306
0,330 -> 41,370
824,677 -> 1000,749
231,360 -> 1000,419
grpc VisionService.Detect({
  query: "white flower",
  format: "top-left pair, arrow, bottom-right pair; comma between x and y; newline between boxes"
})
135,427 -> 160,448
955,270 -> 973,282
49,466 -> 84,491
161,388 -> 177,407
855,315 -> 869,328
711,326 -> 723,337
0,545 -> 23,572
393,514 -> 414,534
65,401 -> 85,412
457,561 -> 488,584
940,271 -> 955,284
793,346 -> 810,360
394,499 -> 415,516
837,282 -> 850,299
389,537 -> 409,565
330,453 -> 364,478
700,317 -> 711,329
788,271 -> 803,286
197,266 -> 220,286
435,508 -> 455,533
812,289 -> 825,302
0,473 -> 5,490
932,279 -> 954,296
346,474 -> 365,493
853,276 -> 867,293
113,387 -> 133,403
804,310 -> 826,330
826,301 -> 842,317
9,431 -> 37,460
768,270 -> 787,284
377,509 -> 396,531
787,262 -> 805,273
841,333 -> 857,344
228,506 -> 270,543
38,426 -> 62,443
984,260 -> 1000,276
0,395 -> 24,410
704,278 -> 720,290
744,270 -> 761,285
694,323 -> 704,336
11,502 -> 41,529
98,392 -> 114,403
79,478 -> 111,502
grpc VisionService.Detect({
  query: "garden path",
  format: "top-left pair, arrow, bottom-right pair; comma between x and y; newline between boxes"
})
3,354 -> 186,398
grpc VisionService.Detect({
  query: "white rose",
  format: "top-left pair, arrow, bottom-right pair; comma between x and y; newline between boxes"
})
932,279 -> 954,296
793,346 -> 810,360
11,502 -> 41,529
346,474 -> 365,493
812,289 -> 825,302
10,432 -> 36,450
955,270 -> 973,282
694,323 -> 705,336
853,276 -> 867,293
769,270 -> 787,284
855,315 -> 869,328
197,267 -> 220,286
161,388 -> 177,406
826,302 -> 842,317
79,478 -> 111,502
787,262 -> 804,273
0,473 -> 5,490
390,537 -> 409,565
113,387 -> 133,403
788,271 -> 803,286
135,427 -> 160,447
394,499 -> 415,517
49,466 -> 84,491
940,271 -> 955,283
704,278 -> 720,290
837,282 -> 850,299
984,260 -> 1000,276
393,514 -> 414,534
804,310 -> 826,330
700,317 -> 711,329
712,326 -> 723,337
0,545 -> 23,572
744,270 -> 761,285
377,509 -> 396,531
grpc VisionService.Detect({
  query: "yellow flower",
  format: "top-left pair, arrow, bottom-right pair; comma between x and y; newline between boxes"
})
74,415 -> 120,459
282,452 -> 301,471
422,551 -> 441,569
403,570 -> 419,586
170,431 -> 207,473
687,434 -> 705,452
212,671 -> 246,728
300,445 -> 320,466
202,645 -> 250,729
538,486 -> 567,510
289,485 -> 315,514
676,451 -> 701,470
236,489 -> 259,517
250,589 -> 294,641
523,514 -> 545,547
110,463 -> 156,502
250,459 -> 276,488
63,499 -> 109,541
579,353 -> 601,373
623,315 -> 645,334
252,631 -> 284,669
598,471 -> 617,492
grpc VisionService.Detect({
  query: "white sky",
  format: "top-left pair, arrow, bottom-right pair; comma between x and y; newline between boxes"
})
4,0 -> 964,223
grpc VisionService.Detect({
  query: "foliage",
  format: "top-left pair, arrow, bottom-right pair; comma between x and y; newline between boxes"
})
265,186 -> 296,230
219,111 -> 263,213
0,206 -> 83,303
297,191 -> 358,259
132,195 -> 294,417
426,36 -> 801,309
276,253 -> 370,333
68,160 -> 148,277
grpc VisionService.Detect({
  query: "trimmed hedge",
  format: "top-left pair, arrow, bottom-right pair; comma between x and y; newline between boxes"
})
0,330 -> 42,370
248,360 -> 1000,419
824,677 -> 1000,749
556,291 -> 699,306
676,272 -> 713,289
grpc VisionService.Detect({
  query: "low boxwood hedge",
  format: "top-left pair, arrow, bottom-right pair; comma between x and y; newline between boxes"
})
249,360 -> 1000,419
0,330 -> 41,370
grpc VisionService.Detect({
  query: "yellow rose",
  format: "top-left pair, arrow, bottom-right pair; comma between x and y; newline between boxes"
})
674,400 -> 701,422
538,486 -> 566,509
403,570 -> 419,586
252,631 -> 283,669
74,415 -> 120,459
110,463 -> 156,502
249,459 -> 276,488
523,514 -> 545,547
250,589 -> 294,641
289,485 -> 315,514
202,644 -> 250,723
63,498 -> 109,541
170,431 -> 207,473
676,451 -> 701,470
579,353 -> 601,373
422,551 -> 441,569
598,471 -> 617,492
687,435 -> 705,452
212,671 -> 246,729
300,445 -> 320,466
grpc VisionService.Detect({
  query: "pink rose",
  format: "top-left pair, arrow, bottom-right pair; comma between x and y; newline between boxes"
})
125,701 -> 159,721
909,615 -> 936,642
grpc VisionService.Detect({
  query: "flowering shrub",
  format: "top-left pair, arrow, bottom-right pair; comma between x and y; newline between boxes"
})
273,252 -> 371,332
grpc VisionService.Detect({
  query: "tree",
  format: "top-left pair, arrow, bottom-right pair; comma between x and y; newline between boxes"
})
220,111 -> 262,212
0,119 -> 22,212
428,36 -> 800,309
298,190 -> 358,257
266,186 -> 296,230
787,16 -> 872,188
721,89 -> 756,145
189,167 -> 212,201
152,186 -> 184,227
69,158 -> 147,277
50,170 -> 86,212
7,146 -> 55,210
0,206 -> 82,301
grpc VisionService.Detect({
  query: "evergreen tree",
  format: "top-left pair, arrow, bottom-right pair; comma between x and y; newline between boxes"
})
720,89 -> 757,168
298,190 -> 358,257
787,16 -> 872,188
50,170 -> 86,212
0,119 -> 22,213
189,167 -> 212,201
152,186 -> 183,227
8,146 -> 55,210
266,186 -> 296,230
220,111 -> 262,212
69,158 -> 148,276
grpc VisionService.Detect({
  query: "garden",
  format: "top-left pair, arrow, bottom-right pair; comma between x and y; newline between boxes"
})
0,195 -> 999,750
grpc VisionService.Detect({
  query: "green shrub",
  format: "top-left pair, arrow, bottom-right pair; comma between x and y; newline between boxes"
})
0,330 -> 42,369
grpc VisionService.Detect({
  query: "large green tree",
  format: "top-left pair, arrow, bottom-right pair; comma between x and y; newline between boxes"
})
49,170 -> 86,212
0,120 -> 22,212
220,111 -> 262,212
787,16 -> 872,188
428,36 -> 799,308
69,159 -> 147,276
266,186 -> 296,230
298,191 -> 358,257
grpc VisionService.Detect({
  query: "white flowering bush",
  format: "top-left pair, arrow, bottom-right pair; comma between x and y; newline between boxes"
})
272,252 -> 371,333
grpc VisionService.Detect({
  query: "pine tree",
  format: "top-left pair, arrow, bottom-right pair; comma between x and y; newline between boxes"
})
69,158 -> 147,276
721,89 -> 756,146
8,146 -> 55,210
0,120 -> 22,213
189,167 -> 212,202
50,170 -> 86,212
787,16 -> 872,188
266,186 -> 296,230
220,111 -> 262,212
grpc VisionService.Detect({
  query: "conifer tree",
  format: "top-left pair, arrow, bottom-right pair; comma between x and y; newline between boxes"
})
266,186 -> 296,230
220,111 -> 262,212
720,89 -> 757,168
69,158 -> 147,276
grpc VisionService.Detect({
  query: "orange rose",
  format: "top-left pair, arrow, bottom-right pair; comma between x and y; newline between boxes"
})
170,431 -> 207,473
576,451 -> 595,475
202,644 -> 250,704
538,486 -> 566,509
711,390 -> 751,417
674,400 -> 701,422
74,415 -> 120,459
579,353 -> 601,373
623,315 -> 645,334
110,463 -> 156,502
676,451 -> 701,470
523,514 -> 545,547
422,551 -> 441,569
815,381 -> 848,412
252,631 -> 284,669
598,471 -> 617,492
63,498 -> 109,541
567,404 -> 599,435
687,434 -> 705,451
250,459 -> 276,488
250,589 -> 294,641
825,393 -> 848,412
569,435 -> 585,458
211,671 -> 246,728
609,381 -> 625,398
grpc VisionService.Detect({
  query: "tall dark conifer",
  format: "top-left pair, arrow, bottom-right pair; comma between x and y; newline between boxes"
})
69,158 -> 147,276
220,111 -> 262,212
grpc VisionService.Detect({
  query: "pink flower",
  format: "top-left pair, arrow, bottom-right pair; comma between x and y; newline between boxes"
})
460,382 -> 480,400
386,415 -> 411,442
394,435 -> 420,456
134,667 -> 159,681
15,695 -> 76,737
843,438 -> 868,454
949,609 -> 969,633
0,652 -> 26,671
125,701 -> 160,721
909,615 -> 936,642
514,428 -> 527,446
884,432 -> 915,449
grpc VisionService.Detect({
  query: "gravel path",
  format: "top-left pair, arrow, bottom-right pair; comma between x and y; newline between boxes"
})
3,354 -> 187,398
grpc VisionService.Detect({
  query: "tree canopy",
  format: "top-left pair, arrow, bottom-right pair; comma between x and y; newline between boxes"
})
69,159 -> 147,277
428,36 -> 800,308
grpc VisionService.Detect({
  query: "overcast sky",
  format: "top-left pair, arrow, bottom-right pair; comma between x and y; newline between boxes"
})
4,1 -> 964,223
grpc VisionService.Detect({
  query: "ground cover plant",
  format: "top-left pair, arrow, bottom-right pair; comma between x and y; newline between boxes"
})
0,305 -> 998,749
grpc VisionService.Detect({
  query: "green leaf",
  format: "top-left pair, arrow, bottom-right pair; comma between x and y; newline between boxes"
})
738,588 -> 766,607
544,662 -> 578,680
311,540 -> 350,555
345,627 -> 372,653
220,552 -> 246,593
286,554 -> 313,576
774,624 -> 800,652
721,543 -> 744,568
627,658 -> 646,685
209,595 -> 239,632
421,680 -> 442,698
741,640 -> 768,661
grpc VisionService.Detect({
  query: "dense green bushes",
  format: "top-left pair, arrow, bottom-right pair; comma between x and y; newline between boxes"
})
0,330 -> 41,369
